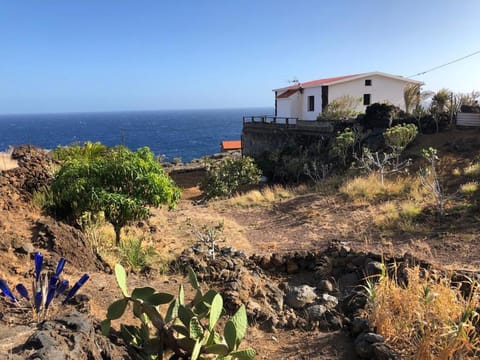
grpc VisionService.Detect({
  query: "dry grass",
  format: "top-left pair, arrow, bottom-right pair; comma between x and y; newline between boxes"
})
226,184 -> 309,207
365,266 -> 480,359
0,150 -> 18,171
460,182 -> 479,195
464,163 -> 480,178
373,200 -> 423,232
340,173 -> 424,203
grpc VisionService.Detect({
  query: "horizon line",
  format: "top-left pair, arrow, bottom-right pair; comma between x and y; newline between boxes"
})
0,106 -> 273,117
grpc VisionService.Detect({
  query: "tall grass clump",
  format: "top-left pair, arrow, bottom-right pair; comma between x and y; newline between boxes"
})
364,266 -> 480,359
340,173 -> 419,202
119,236 -> 157,272
464,163 -> 480,178
227,184 -> 307,207
374,200 -> 423,232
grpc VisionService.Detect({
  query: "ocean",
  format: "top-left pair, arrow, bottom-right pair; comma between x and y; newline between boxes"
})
0,108 -> 272,162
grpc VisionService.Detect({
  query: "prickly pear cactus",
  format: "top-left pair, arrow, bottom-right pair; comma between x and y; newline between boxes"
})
102,264 -> 256,360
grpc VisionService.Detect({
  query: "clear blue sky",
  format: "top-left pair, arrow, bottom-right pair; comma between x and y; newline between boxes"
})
1,0 -> 479,114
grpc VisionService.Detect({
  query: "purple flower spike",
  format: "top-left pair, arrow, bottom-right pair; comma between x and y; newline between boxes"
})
0,279 -> 16,302
34,252 -> 43,282
15,284 -> 30,301
34,292 -> 42,313
45,276 -> 58,310
62,274 -> 89,304
55,258 -> 66,277
56,279 -> 69,297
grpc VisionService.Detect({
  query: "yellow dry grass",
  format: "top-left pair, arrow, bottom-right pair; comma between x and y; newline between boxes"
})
0,151 -> 18,171
460,182 -> 479,195
365,266 -> 480,359
226,184 -> 308,207
340,173 -> 424,203
464,163 -> 480,177
373,200 -> 423,231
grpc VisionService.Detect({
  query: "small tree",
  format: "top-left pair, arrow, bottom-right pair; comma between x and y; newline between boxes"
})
331,127 -> 356,167
354,148 -> 411,185
317,95 -> 361,121
384,124 -> 418,165
419,148 -> 445,218
52,145 -> 180,245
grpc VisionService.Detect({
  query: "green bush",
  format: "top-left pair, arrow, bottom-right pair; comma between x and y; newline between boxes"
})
102,264 -> 256,360
51,145 -> 180,245
200,157 -> 261,199
330,127 -> 356,167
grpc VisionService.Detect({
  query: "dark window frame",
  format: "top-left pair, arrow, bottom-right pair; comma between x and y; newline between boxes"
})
308,95 -> 315,112
363,94 -> 371,105
365,79 -> 372,86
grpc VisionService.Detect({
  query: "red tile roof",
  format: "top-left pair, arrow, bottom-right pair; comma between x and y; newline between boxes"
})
221,140 -> 242,151
281,74 -> 360,90
299,74 -> 360,88
277,89 -> 300,99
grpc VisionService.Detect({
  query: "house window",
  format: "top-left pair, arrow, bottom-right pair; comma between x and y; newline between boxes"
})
365,79 -> 372,86
308,96 -> 315,111
363,94 -> 371,105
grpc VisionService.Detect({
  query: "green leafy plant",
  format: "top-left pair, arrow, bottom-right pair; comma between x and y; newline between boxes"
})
51,145 -> 181,245
53,141 -> 107,162
384,123 -> 418,165
331,128 -> 356,167
200,157 -> 261,199
102,264 -> 256,360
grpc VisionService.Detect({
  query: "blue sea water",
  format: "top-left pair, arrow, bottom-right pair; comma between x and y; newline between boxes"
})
0,108 -> 272,162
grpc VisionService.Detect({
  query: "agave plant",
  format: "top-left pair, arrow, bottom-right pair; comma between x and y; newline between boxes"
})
0,252 -> 90,320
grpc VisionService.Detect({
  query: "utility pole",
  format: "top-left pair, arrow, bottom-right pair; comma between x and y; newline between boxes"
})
120,128 -> 126,146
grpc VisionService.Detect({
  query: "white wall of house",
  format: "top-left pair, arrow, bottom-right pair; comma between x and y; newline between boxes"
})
277,98 -> 292,117
301,87 -> 323,120
277,92 -> 302,118
328,75 -> 410,112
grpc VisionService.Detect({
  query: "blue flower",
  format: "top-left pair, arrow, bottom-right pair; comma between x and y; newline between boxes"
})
0,279 -> 16,302
63,274 -> 89,304
55,258 -> 66,277
34,252 -> 43,282
15,283 -> 30,301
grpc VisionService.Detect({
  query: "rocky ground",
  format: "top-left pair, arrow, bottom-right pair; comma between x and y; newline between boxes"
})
0,141 -> 479,359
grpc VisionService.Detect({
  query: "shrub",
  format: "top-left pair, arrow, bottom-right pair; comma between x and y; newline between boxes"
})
330,128 -> 356,167
317,95 -> 361,121
102,264 -> 256,360
200,157 -> 261,199
384,124 -> 418,155
361,103 -> 403,129
51,145 -> 180,245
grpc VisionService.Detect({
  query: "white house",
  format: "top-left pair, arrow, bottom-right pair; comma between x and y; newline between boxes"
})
273,71 -> 423,121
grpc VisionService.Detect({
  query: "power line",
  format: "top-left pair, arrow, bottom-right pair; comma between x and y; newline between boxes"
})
408,49 -> 480,78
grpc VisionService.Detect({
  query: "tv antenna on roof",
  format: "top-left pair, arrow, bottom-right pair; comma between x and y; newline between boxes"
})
287,77 -> 299,84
